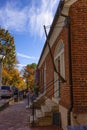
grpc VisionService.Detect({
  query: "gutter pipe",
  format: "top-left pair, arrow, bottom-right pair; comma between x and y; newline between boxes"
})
61,13 -> 73,125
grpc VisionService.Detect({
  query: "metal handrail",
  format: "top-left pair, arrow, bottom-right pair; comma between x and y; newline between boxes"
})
39,78 -> 54,93
31,78 -> 61,126
44,79 -> 60,97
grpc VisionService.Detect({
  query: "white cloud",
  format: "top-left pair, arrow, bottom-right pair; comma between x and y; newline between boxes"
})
16,63 -> 26,71
28,0 -> 59,37
17,52 -> 38,60
16,63 -> 26,67
0,0 -> 59,37
0,2 -> 28,32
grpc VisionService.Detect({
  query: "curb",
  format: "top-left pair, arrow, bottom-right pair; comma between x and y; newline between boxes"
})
0,100 -> 9,111
0,98 -> 14,111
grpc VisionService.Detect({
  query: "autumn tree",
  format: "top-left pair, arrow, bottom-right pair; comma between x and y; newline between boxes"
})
21,63 -> 37,89
0,27 -> 36,90
2,67 -> 26,89
0,27 -> 22,87
0,28 -> 17,70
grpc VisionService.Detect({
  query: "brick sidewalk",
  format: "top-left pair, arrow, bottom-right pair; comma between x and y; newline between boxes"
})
0,99 -> 62,130
16,126 -> 62,130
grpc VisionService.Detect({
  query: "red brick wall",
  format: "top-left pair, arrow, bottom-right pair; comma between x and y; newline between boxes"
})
39,63 -> 45,93
39,51 -> 55,98
70,0 -> 87,113
53,27 -> 71,108
39,0 -> 87,113
45,53 -> 54,98
43,27 -> 71,106
39,27 -> 71,106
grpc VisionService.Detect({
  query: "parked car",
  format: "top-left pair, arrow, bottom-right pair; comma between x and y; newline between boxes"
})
0,85 -> 14,98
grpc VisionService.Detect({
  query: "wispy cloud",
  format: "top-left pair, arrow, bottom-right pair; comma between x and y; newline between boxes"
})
0,0 -> 59,37
0,1 -> 28,32
28,0 -> 59,37
17,52 -> 38,60
16,63 -> 26,67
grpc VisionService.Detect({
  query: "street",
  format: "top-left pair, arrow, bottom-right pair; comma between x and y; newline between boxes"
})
0,99 -> 30,130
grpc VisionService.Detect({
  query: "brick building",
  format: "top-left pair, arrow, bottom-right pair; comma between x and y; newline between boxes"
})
37,0 -> 87,129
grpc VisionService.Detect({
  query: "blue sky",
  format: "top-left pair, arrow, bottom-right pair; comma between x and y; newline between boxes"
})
0,0 -> 60,70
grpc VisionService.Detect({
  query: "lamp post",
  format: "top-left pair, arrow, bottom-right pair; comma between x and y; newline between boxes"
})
0,52 -> 5,86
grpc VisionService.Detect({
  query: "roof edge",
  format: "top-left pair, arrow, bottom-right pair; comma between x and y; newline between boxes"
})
37,0 -> 65,67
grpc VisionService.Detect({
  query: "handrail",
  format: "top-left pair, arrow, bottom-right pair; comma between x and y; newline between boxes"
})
39,78 -> 54,93
44,79 -> 60,96
39,78 -> 60,94
30,78 -> 61,126
47,87 -> 60,99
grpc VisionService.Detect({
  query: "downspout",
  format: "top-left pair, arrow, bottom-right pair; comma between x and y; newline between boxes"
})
67,16 -> 73,126
61,14 -> 73,125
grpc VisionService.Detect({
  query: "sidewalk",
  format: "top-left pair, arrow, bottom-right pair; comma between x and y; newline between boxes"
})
0,98 -> 14,111
0,99 -> 62,130
16,126 -> 62,130
0,99 -> 9,111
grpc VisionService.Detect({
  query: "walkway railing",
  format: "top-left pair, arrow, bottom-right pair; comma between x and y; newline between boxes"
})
29,78 -> 61,126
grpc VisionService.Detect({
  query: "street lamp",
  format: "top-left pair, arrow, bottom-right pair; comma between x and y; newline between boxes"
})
0,52 -> 5,86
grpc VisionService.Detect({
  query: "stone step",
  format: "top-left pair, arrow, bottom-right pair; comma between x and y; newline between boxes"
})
29,104 -> 59,127
44,111 -> 52,117
36,109 -> 44,118
16,126 -> 62,130
36,116 -> 52,126
52,97 -> 60,104
34,95 -> 47,104
30,117 -> 52,127
29,102 -> 41,109
45,98 -> 57,107
51,105 -> 59,112
29,106 -> 52,124
29,115 -> 37,124
41,105 -> 51,113
29,95 -> 46,109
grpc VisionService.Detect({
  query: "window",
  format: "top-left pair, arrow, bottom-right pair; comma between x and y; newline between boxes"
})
54,40 -> 65,78
54,40 -> 65,98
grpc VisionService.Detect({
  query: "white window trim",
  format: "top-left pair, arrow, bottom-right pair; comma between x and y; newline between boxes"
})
54,48 -> 64,60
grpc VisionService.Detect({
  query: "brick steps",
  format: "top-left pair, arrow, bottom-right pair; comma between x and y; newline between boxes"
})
36,116 -> 52,126
29,95 -> 59,127
16,125 -> 62,130
29,116 -> 52,127
36,109 -> 44,118
52,97 -> 60,104
29,95 -> 46,109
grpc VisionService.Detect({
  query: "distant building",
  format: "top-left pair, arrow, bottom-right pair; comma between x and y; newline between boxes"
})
37,0 -> 87,130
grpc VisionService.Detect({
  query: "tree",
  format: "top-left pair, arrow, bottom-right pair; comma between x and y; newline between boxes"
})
0,28 -> 17,70
2,66 -> 26,90
21,63 -> 37,89
0,27 -> 20,87
0,27 -> 36,90
30,63 -> 37,69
